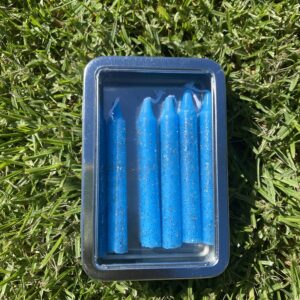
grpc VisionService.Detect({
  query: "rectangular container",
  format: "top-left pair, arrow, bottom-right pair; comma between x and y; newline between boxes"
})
81,56 -> 229,280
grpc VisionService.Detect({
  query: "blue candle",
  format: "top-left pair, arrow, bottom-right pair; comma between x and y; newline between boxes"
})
160,95 -> 182,249
98,108 -> 107,257
179,90 -> 202,243
107,100 -> 128,254
200,91 -> 214,245
136,97 -> 161,248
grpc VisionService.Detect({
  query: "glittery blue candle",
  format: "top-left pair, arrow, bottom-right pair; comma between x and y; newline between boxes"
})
160,95 -> 182,249
107,100 -> 128,254
179,90 -> 202,243
98,108 -> 107,257
136,97 -> 161,248
200,91 -> 214,245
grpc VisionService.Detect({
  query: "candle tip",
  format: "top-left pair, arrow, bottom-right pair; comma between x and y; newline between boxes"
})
181,90 -> 195,111
139,97 -> 155,117
161,95 -> 176,115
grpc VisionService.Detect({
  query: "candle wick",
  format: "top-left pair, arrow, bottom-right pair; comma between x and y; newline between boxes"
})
152,89 -> 165,103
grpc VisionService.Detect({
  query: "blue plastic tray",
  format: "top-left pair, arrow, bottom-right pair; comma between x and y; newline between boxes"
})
82,56 -> 229,280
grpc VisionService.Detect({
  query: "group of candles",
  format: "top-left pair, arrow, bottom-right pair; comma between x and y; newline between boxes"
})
106,90 -> 214,254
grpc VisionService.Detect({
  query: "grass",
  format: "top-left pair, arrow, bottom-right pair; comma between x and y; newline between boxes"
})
0,0 -> 300,298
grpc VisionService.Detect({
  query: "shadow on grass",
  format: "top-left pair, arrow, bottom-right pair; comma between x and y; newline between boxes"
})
133,84 -> 260,298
